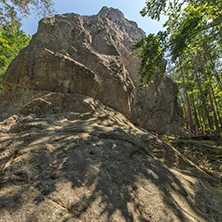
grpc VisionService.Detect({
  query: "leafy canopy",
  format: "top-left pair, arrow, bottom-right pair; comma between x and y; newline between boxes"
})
0,0 -> 54,93
0,23 -> 31,90
0,0 -> 55,25
132,0 -> 222,85
130,33 -> 165,87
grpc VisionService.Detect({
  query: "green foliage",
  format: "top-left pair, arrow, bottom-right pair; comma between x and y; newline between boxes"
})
168,2 -> 222,61
0,0 -> 54,25
137,0 -> 222,135
140,0 -> 168,21
130,33 -> 165,87
139,0 -> 222,79
0,0 -> 52,93
172,52 -> 222,134
0,23 -> 31,92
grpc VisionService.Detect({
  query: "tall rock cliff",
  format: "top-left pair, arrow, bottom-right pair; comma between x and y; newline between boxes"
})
0,7 -> 222,222
0,6 -> 184,135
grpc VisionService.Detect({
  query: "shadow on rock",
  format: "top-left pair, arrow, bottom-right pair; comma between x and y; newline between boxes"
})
0,93 -> 222,222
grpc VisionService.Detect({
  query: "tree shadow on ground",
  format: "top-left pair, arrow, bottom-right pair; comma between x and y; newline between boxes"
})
0,114 -> 221,221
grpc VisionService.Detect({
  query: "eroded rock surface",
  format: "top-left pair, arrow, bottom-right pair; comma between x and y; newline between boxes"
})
0,6 -> 184,135
0,93 -> 222,222
1,7 -> 220,222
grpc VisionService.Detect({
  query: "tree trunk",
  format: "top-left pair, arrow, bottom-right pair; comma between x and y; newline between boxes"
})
203,49 -> 222,91
179,57 -> 195,134
185,71 -> 200,133
211,86 -> 222,129
198,51 -> 220,134
191,58 -> 214,134
190,91 -> 200,133
197,108 -> 204,135
183,104 -> 189,129
200,108 -> 208,134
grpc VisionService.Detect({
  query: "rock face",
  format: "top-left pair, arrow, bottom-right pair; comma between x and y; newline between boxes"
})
1,7 -> 221,222
0,6 -> 184,135
0,93 -> 222,222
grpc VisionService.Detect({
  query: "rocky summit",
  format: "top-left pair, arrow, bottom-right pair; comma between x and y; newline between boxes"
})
0,7 -> 222,222
0,6 -> 184,135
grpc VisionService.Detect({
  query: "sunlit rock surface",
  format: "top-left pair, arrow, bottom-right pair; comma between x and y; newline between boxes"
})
0,93 -> 222,222
0,6 -> 184,135
1,7 -> 221,222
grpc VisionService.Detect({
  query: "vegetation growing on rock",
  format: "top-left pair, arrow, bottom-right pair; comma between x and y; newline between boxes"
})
133,0 -> 222,136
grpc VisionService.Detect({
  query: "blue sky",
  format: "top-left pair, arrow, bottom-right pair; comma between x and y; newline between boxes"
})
21,0 -> 166,35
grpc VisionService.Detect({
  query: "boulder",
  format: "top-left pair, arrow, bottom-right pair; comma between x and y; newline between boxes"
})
2,8 -> 219,221
0,92 -> 221,222
0,6 -> 184,135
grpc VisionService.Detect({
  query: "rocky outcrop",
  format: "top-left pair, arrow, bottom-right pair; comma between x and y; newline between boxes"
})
0,6 -> 184,135
1,7 -> 222,222
0,92 -> 222,222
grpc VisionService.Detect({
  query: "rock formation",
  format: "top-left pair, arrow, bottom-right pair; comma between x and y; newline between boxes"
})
0,93 -> 222,221
0,6 -> 184,135
0,7 -> 221,222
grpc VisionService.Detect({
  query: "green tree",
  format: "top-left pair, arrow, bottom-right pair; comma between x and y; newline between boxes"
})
130,33 -> 165,87
0,0 -> 54,93
0,23 -> 31,91
0,0 -> 54,25
134,0 -> 222,84
133,0 -> 222,135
